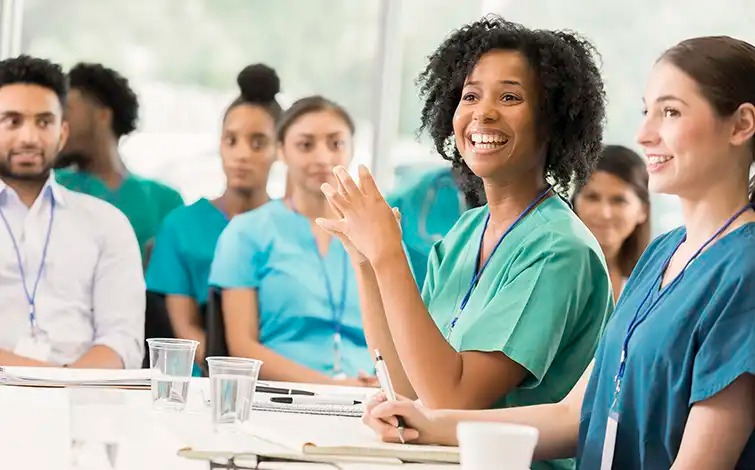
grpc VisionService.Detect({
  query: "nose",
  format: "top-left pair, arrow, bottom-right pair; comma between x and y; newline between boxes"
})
17,121 -> 42,147
636,114 -> 660,148
472,98 -> 499,124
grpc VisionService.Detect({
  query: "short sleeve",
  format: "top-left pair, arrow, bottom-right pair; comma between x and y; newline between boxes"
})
161,187 -> 185,219
209,218 -> 264,289
145,217 -> 193,297
421,241 -> 441,304
460,232 -> 608,386
690,304 -> 755,404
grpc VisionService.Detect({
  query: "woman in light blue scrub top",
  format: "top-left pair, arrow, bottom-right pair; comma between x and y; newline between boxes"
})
146,64 -> 283,374
209,96 -> 374,386
386,167 -> 472,287
362,36 -> 755,468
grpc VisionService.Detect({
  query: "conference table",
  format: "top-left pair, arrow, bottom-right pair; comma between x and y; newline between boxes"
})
0,377 -> 459,470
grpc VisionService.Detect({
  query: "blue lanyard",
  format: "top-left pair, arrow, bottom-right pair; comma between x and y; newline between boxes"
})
0,191 -> 56,336
612,202 -> 755,401
447,185 -> 553,336
287,200 -> 349,334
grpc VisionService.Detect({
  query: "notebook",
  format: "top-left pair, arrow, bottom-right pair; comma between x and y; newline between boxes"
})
246,410 -> 460,464
251,392 -> 364,418
0,366 -> 151,389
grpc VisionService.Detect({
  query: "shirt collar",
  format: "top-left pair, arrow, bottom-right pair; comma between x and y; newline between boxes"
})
0,172 -> 66,206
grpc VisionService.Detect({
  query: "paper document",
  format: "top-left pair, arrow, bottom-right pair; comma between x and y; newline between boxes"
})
0,366 -> 151,389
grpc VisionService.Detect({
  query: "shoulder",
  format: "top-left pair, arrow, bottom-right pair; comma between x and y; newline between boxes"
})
387,167 -> 451,204
128,174 -> 182,199
220,200 -> 284,243
522,197 -> 603,258
57,186 -> 134,243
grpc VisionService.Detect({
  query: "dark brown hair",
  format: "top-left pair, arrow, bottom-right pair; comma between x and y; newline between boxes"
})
277,95 -> 355,142
574,145 -> 650,278
659,36 -> 755,202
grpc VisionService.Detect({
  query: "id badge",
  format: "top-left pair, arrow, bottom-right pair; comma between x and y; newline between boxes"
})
14,334 -> 52,362
600,410 -> 619,470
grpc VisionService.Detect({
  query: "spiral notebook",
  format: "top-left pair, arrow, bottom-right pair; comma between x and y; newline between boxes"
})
252,395 -> 364,418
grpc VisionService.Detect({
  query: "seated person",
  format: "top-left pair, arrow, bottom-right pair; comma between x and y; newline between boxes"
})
0,55 -> 145,369
54,62 -> 184,264
209,96 -> 374,386
573,145 -> 650,301
386,166 -> 474,288
146,64 -> 282,374
317,16 -> 612,425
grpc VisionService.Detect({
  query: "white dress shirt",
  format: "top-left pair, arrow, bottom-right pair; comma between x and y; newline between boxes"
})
0,174 -> 145,368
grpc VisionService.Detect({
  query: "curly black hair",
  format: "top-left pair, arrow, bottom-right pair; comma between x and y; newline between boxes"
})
68,63 -> 139,138
418,16 -> 606,205
0,55 -> 67,106
225,63 -> 283,123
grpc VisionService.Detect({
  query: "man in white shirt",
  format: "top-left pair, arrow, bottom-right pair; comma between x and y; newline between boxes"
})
0,55 -> 145,369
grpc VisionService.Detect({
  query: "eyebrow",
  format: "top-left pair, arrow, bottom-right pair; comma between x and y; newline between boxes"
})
224,130 -> 270,139
294,132 -> 346,139
0,111 -> 56,119
464,79 -> 523,87
643,95 -> 689,106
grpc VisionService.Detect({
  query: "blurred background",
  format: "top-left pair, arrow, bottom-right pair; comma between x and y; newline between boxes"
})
2,0 -> 754,236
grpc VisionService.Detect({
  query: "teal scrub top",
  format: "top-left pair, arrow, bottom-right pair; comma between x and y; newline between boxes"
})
579,226 -> 755,469
208,199 -> 373,377
55,169 -> 184,259
425,196 -> 613,470
387,167 -> 466,288
145,198 -> 227,306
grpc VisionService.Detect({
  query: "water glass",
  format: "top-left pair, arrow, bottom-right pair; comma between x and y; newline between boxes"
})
69,388 -> 128,470
147,338 -> 198,411
206,357 -> 263,432
457,422 -> 539,470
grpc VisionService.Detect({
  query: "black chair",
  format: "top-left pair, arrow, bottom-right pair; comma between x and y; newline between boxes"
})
204,288 -> 229,361
142,291 -> 177,368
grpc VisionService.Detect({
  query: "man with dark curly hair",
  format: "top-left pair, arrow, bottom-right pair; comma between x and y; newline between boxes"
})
318,17 -> 612,469
0,55 -> 144,369
55,63 -> 183,264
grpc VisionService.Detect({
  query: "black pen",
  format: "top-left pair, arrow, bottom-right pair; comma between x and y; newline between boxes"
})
271,396 -> 362,406
256,385 -> 315,396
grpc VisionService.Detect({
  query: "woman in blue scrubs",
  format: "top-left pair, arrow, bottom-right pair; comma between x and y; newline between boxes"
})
363,35 -> 755,469
145,64 -> 282,372
209,96 -> 374,385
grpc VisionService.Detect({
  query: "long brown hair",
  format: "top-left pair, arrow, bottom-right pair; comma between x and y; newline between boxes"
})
574,145 -> 651,277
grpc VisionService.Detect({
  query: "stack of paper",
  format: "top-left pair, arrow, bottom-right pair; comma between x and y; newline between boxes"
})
0,366 -> 151,389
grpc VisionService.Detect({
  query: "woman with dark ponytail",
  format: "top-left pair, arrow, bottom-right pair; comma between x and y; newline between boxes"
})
146,64 -> 282,372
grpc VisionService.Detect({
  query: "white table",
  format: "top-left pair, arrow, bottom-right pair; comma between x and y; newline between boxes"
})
0,378 -> 458,470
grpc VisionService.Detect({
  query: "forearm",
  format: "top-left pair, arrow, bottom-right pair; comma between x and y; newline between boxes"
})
353,261 -> 415,398
372,251 -> 469,408
70,345 -> 124,369
229,338 -> 335,384
174,322 -> 206,362
435,402 -> 580,460
0,349 -> 54,367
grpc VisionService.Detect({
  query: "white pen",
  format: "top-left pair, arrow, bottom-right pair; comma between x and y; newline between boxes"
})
270,395 -> 362,406
374,349 -> 406,444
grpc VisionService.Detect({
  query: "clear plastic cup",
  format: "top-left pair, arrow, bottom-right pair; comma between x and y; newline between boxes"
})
457,422 -> 539,470
206,357 -> 263,432
147,338 -> 198,411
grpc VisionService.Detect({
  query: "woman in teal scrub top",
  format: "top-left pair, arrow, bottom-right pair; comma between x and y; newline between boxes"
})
146,64 -> 282,369
363,35 -> 755,469
209,96 -> 374,386
318,16 -> 612,447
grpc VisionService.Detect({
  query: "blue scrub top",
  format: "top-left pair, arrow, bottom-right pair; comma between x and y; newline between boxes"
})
146,198 -> 227,306
208,199 -> 373,377
387,167 -> 466,288
579,225 -> 755,469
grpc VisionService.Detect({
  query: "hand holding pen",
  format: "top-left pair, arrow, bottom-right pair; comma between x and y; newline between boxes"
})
373,349 -> 407,444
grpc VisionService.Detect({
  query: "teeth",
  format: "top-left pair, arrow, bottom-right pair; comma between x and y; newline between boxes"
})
648,155 -> 673,164
470,133 -> 507,144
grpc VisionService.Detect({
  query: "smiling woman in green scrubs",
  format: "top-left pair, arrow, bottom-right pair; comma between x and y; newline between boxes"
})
317,17 -> 612,453
145,64 -> 282,371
